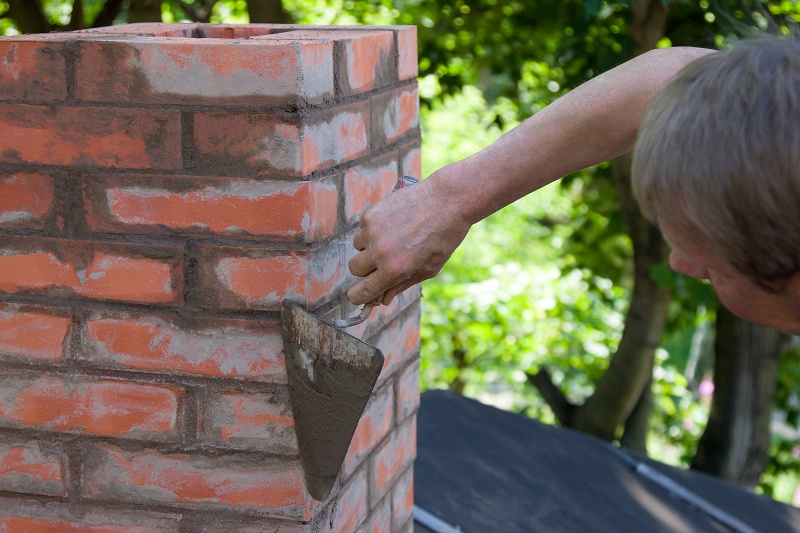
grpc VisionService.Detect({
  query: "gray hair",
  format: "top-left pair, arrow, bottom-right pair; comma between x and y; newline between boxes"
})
632,36 -> 800,292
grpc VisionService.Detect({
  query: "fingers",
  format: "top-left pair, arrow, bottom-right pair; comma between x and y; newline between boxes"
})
383,278 -> 419,305
348,250 -> 377,278
347,272 -> 389,305
352,229 -> 368,251
348,259 -> 419,305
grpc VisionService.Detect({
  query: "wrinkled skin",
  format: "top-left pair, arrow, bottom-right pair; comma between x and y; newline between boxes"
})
346,47 -> 714,307
662,223 -> 800,335
347,168 -> 472,305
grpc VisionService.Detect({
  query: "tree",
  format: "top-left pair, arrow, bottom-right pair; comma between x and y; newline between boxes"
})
248,0 -> 287,24
4,0 -> 798,496
523,0 -> 669,453
403,0 -> 798,490
693,307 -> 789,487
0,0 -> 287,32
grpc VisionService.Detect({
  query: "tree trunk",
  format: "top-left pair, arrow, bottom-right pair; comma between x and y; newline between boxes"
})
127,0 -> 162,23
6,0 -> 50,33
620,374 -> 653,454
67,0 -> 85,30
528,0 -> 669,447
569,152 -> 671,441
92,0 -> 125,27
248,0 -> 288,23
691,307 -> 786,487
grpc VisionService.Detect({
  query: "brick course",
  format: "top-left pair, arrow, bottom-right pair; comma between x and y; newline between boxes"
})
0,22 -> 419,532
84,174 -> 340,241
0,439 -> 66,497
0,497 -> 182,532
0,171 -> 56,228
78,312 -> 286,381
0,304 -> 71,362
0,372 -> 183,439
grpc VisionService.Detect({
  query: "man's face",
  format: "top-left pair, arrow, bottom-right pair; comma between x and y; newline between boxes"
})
661,223 -> 800,334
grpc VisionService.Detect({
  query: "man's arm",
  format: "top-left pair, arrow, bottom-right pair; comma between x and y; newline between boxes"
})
347,46 -> 716,305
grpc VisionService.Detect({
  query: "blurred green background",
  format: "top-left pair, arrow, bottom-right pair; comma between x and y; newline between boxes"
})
4,0 -> 800,505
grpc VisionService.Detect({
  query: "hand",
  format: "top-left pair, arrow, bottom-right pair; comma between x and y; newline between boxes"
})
347,170 -> 472,305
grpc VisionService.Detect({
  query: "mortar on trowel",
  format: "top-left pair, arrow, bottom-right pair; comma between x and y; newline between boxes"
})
281,176 -> 417,501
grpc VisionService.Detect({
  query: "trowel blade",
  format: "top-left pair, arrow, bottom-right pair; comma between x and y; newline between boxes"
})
281,301 -> 384,501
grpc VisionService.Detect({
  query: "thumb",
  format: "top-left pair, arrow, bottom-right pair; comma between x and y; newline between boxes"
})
383,278 -> 419,305
347,273 -> 389,305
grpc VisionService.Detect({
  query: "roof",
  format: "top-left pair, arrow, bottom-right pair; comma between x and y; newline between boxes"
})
414,390 -> 800,533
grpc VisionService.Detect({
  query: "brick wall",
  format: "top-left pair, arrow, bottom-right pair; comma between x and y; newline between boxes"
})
0,22 -> 420,532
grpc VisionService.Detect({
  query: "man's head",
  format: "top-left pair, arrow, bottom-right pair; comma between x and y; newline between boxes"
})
632,36 -> 800,331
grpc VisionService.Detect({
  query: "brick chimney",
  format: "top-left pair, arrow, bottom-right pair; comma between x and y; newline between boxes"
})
0,22 -> 420,532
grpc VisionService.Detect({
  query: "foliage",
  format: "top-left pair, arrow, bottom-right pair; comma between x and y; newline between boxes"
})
760,343 -> 800,502
3,0 -> 800,505
409,0 -> 800,503
418,87 -> 626,418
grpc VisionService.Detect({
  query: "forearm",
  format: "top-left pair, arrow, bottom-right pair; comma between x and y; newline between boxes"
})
430,46 -> 716,224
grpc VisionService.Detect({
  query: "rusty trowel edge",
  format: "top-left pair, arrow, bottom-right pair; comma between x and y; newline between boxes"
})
280,300 -> 385,501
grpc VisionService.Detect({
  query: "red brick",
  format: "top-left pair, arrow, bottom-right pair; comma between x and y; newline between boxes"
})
371,304 -> 421,385
195,243 -> 343,311
322,468 -> 368,533
0,497 -> 181,532
396,360 -> 420,422
0,237 -> 183,305
396,27 -> 419,81
192,113 -> 302,175
198,390 -> 297,454
193,102 -> 368,176
399,143 -> 422,181
197,24 -> 266,39
75,38 -> 333,105
398,517 -> 414,533
371,86 -> 419,149
79,22 -> 196,37
0,40 -> 67,101
0,304 -> 71,361
344,153 -> 398,223
189,23 -> 312,40
0,373 -> 182,439
185,517 -> 308,533
370,417 -> 416,505
391,467 -> 414,531
0,171 -> 55,229
84,174 -> 339,241
356,495 -> 391,533
80,313 -> 285,381
342,382 -> 393,478
82,443 -> 313,518
0,440 -> 66,496
0,104 -> 181,169
303,103 -> 370,175
260,30 -> 393,95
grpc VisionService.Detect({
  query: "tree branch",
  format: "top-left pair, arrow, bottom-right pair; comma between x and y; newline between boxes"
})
174,0 -> 219,23
92,0 -> 125,28
248,0 -> 288,23
569,152 -> 671,441
6,0 -> 50,34
127,0 -> 163,24
526,368 -> 576,426
67,0 -> 84,30
619,374 -> 652,454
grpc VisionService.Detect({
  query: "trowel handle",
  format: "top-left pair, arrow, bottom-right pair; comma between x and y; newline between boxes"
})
393,175 -> 419,190
332,176 -> 418,329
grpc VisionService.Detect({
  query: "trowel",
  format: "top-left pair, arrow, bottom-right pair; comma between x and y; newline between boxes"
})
281,176 -> 417,501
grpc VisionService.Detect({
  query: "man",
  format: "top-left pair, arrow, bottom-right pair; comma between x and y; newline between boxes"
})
347,37 -> 800,334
